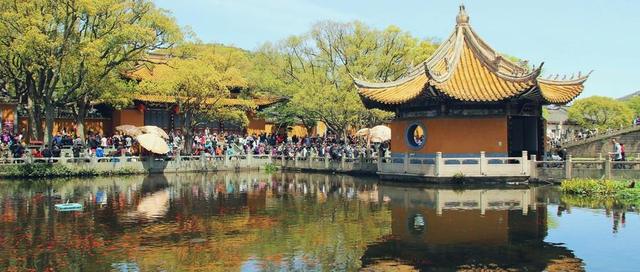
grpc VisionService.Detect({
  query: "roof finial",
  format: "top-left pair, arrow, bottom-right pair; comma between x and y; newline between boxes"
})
456,4 -> 470,25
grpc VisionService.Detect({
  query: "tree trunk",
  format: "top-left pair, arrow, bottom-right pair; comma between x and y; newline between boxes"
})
75,96 -> 88,140
26,97 -> 38,141
25,89 -> 44,142
183,111 -> 194,155
43,103 -> 55,145
342,125 -> 349,143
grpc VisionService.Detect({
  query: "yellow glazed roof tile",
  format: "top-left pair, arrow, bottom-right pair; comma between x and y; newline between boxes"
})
354,5 -> 589,106
356,73 -> 429,104
537,79 -> 587,104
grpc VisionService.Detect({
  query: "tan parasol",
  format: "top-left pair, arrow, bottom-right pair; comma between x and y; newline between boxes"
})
369,125 -> 391,143
136,133 -> 170,154
356,128 -> 370,137
138,126 -> 169,140
114,125 -> 143,137
136,190 -> 169,220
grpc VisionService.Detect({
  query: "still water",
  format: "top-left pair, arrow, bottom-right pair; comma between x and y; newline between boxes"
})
0,172 -> 637,271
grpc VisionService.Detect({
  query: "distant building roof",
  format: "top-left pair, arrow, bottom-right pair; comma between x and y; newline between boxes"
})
545,106 -> 569,124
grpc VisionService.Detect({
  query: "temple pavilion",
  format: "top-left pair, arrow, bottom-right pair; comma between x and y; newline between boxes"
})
354,6 -> 588,180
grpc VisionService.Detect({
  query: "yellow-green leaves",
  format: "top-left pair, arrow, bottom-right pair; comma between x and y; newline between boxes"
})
251,20 -> 438,136
568,96 -> 633,130
137,43 -> 253,128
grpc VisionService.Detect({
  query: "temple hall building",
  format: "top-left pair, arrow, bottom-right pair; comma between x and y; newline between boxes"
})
354,6 -> 589,180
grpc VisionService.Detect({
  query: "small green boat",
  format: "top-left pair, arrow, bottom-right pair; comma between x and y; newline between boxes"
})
55,202 -> 83,211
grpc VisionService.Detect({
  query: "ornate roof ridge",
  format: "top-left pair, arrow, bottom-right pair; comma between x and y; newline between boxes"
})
424,7 -> 542,84
354,5 -> 590,106
537,71 -> 593,85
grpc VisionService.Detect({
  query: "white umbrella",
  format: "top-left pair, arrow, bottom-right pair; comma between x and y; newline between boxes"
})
138,126 -> 169,140
136,133 -> 170,154
369,125 -> 391,143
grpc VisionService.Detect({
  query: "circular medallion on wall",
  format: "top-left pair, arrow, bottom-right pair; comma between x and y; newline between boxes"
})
405,122 -> 427,150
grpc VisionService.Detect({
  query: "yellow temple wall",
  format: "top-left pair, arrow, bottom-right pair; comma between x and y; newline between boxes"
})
18,118 -> 111,139
113,109 -> 145,128
389,116 -> 508,155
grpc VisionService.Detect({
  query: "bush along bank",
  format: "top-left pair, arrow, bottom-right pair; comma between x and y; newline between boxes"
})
0,163 -> 145,179
561,179 -> 640,207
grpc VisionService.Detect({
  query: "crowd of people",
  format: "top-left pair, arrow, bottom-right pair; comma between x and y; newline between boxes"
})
0,127 -> 390,162
173,130 -> 390,161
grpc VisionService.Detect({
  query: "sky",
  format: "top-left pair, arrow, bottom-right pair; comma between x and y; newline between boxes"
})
153,0 -> 640,99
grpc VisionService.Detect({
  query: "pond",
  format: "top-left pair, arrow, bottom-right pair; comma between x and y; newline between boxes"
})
0,172 -> 637,271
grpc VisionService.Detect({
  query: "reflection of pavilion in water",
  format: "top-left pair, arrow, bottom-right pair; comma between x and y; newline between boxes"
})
362,185 -> 585,271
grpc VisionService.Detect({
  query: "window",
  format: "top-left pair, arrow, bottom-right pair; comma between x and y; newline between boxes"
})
406,122 -> 426,149
409,214 -> 426,235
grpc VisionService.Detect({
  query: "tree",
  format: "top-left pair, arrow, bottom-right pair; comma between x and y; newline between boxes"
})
0,0 -> 181,142
568,96 -> 633,131
251,21 -> 438,139
624,96 -> 640,117
137,44 -> 253,153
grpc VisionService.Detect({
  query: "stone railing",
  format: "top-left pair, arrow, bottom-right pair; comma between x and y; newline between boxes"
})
531,154 -> 640,181
379,151 -> 531,178
272,155 -> 378,174
0,153 -> 274,174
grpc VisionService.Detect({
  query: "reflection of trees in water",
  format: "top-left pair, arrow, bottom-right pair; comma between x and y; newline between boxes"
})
0,172 -> 389,271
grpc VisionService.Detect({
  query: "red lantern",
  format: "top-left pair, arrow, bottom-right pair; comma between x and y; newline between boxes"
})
136,103 -> 145,112
173,105 -> 180,114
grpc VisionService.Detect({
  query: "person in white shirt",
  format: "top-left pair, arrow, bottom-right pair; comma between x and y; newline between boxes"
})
610,138 -> 622,161
100,136 -> 108,148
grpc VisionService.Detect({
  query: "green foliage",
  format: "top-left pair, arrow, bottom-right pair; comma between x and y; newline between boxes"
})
0,0 -> 182,141
250,21 -> 438,137
0,164 -> 144,179
624,96 -> 640,117
567,96 -> 633,130
542,107 -> 549,120
0,164 -> 95,178
263,163 -> 279,173
560,178 -> 628,196
138,44 -> 253,127
452,172 -> 466,183
560,178 -> 640,206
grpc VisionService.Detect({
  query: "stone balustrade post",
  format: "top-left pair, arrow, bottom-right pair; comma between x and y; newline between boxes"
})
341,156 -> 345,170
605,155 -> 612,179
565,155 -> 573,179
479,151 -> 486,176
435,152 -> 443,177
324,156 -> 329,169
530,155 -> 538,179
521,151 -> 528,175
403,153 -> 409,173
281,154 -> 285,169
